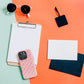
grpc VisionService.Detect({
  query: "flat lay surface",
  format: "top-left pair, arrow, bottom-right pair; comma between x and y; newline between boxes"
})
0,0 -> 30,84
0,0 -> 84,84
12,0 -> 84,84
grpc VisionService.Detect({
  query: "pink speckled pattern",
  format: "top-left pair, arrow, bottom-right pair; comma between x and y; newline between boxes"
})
19,49 -> 37,79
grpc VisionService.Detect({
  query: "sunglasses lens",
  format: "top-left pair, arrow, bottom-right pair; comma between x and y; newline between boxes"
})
7,3 -> 16,12
21,5 -> 30,14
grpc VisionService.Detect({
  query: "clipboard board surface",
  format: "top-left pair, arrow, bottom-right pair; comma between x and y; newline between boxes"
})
7,22 -> 42,66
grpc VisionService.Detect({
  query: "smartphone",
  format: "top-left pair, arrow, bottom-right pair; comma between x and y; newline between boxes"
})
18,49 -> 37,79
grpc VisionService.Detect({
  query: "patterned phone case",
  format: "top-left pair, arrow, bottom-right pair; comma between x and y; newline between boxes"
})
18,49 -> 37,79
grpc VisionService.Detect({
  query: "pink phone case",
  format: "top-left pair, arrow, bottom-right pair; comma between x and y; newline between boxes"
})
18,49 -> 37,79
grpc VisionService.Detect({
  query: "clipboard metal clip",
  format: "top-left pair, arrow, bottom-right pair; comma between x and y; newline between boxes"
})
17,21 -> 36,29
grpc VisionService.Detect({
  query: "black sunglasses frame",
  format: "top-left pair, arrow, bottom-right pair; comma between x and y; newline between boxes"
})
7,3 -> 31,15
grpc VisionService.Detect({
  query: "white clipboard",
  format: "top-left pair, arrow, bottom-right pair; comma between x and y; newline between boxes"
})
7,22 -> 42,66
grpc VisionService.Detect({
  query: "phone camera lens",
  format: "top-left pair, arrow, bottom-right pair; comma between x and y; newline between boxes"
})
18,51 -> 27,60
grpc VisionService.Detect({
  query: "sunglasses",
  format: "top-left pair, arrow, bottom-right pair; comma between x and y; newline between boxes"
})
7,3 -> 31,17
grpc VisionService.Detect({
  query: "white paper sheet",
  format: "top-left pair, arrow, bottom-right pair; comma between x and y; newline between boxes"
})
7,22 -> 42,65
48,40 -> 78,60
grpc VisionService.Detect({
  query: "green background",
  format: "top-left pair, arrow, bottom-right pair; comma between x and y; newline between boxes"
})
0,0 -> 30,84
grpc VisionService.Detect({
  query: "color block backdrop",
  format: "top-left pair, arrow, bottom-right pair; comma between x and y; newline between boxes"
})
13,0 -> 84,84
0,0 -> 30,84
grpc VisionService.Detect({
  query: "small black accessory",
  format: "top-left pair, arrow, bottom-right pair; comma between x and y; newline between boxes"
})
55,7 -> 68,27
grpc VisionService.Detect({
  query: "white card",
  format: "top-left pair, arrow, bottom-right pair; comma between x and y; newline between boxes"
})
48,40 -> 78,60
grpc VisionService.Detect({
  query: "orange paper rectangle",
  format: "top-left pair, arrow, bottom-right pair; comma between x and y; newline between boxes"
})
13,0 -> 84,84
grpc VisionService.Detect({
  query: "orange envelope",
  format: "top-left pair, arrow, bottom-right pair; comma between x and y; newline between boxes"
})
13,0 -> 84,84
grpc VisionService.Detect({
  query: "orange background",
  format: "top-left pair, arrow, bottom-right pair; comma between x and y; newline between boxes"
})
13,0 -> 84,84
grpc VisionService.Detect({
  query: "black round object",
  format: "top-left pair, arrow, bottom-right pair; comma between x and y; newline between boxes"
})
7,3 -> 16,12
18,51 -> 27,60
21,5 -> 30,14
